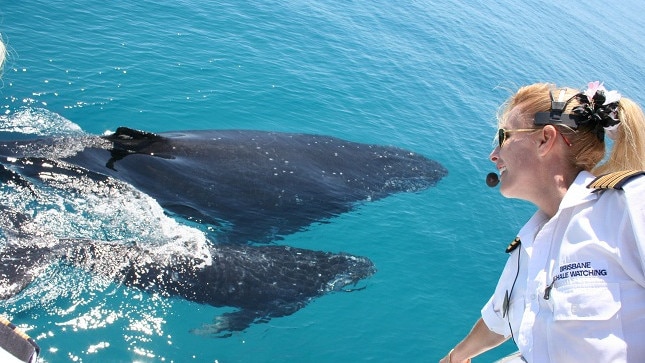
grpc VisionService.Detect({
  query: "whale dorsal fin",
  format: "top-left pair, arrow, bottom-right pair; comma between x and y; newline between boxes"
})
103,127 -> 166,151
110,127 -> 163,142
102,127 -> 172,170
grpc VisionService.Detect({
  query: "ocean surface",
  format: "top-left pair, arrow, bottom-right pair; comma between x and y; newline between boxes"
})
1,1 -> 644,362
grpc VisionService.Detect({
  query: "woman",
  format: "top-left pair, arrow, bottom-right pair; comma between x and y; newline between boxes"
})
441,82 -> 645,362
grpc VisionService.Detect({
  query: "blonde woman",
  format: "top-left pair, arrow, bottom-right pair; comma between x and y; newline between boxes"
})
442,82 -> 645,362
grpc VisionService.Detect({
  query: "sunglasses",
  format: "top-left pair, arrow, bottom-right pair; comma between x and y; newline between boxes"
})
497,127 -> 573,148
497,128 -> 538,148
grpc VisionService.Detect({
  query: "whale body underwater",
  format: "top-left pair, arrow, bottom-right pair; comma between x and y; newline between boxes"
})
0,127 -> 447,335
0,206 -> 375,336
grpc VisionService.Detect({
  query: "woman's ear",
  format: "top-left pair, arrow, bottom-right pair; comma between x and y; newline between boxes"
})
537,125 -> 558,156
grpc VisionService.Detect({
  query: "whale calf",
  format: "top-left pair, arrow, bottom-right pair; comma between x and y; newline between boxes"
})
0,206 -> 375,337
1,127 -> 447,243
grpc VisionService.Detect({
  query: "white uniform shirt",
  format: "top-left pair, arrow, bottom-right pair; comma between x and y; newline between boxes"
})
481,171 -> 645,362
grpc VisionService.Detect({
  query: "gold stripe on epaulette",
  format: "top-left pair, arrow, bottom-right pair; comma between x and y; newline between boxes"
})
0,315 -> 33,341
587,170 -> 645,190
0,315 -> 10,327
505,237 -> 521,253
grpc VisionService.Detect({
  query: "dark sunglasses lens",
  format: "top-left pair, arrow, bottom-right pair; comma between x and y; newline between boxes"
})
498,129 -> 505,148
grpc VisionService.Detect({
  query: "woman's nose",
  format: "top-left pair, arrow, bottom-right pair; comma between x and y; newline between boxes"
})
489,147 -> 499,162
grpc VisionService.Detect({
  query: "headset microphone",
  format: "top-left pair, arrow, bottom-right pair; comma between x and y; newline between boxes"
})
486,172 -> 500,187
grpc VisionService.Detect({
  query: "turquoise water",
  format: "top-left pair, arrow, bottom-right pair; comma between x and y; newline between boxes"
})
1,1 -> 645,362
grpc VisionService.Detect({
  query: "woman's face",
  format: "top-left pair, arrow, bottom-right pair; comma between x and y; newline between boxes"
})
489,106 -> 541,199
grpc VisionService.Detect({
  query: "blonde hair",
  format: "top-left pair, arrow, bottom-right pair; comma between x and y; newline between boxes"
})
499,83 -> 645,174
595,98 -> 645,174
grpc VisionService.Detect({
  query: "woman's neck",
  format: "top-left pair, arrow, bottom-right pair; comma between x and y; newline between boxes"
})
532,168 -> 579,219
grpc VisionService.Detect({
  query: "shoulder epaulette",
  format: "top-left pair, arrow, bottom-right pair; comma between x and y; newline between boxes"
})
0,315 -> 40,360
505,237 -> 521,253
586,170 -> 645,191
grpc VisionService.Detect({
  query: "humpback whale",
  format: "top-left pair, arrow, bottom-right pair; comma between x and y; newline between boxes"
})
0,206 -> 375,337
1,127 -> 447,243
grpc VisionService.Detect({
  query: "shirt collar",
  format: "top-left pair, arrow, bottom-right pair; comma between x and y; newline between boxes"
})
558,170 -> 598,209
516,171 -> 598,248
517,210 -> 549,248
